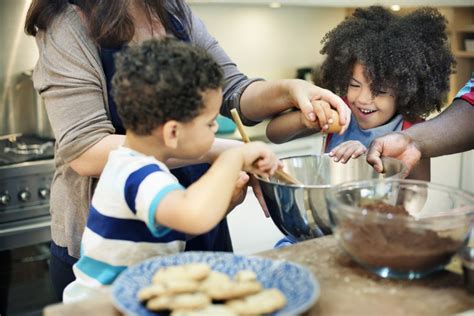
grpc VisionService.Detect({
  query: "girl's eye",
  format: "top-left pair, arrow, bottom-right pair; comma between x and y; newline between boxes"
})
349,83 -> 360,88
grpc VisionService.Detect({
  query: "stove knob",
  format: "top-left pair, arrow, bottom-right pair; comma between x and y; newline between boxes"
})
0,192 -> 11,206
38,188 -> 50,199
18,190 -> 31,202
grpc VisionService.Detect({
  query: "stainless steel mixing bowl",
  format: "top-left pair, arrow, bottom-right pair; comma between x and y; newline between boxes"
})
257,154 -> 406,241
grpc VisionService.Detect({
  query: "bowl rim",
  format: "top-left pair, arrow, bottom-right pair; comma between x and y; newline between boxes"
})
325,178 -> 474,222
256,154 -> 407,189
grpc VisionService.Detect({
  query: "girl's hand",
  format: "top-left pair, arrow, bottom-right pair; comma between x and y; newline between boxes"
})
240,141 -> 281,178
329,140 -> 367,163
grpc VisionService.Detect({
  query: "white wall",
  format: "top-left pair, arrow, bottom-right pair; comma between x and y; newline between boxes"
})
189,4 -> 346,80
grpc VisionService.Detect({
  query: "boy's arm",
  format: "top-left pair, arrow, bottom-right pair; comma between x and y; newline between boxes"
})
165,138 -> 243,168
154,143 -> 279,235
266,110 -> 321,144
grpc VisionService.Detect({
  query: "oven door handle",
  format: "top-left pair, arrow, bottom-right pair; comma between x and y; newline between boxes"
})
0,220 -> 50,235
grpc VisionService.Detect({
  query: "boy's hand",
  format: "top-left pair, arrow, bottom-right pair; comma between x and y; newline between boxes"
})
240,141 -> 281,178
329,140 -> 367,163
227,171 -> 250,213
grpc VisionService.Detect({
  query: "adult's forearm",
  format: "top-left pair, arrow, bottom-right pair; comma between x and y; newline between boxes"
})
404,99 -> 474,158
239,80 -> 294,122
69,134 -> 125,177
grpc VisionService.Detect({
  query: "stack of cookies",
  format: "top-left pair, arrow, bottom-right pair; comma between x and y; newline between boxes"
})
137,263 -> 287,315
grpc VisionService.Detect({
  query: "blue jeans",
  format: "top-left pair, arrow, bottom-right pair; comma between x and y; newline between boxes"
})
274,235 -> 298,248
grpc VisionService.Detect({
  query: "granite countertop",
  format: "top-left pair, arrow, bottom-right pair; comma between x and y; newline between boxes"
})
43,236 -> 474,316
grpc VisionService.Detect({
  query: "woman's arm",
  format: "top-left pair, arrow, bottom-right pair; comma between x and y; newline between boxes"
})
240,80 -> 350,135
34,6 -> 116,177
188,11 -> 350,132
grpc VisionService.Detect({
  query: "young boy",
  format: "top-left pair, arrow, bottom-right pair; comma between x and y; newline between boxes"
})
63,37 -> 280,301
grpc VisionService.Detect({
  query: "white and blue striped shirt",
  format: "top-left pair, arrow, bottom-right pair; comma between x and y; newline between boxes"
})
72,147 -> 186,289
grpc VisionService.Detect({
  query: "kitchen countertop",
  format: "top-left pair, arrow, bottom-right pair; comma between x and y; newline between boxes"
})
43,236 -> 474,316
216,119 -> 270,142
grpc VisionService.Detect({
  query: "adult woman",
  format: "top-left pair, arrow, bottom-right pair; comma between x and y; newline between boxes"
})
25,0 -> 350,299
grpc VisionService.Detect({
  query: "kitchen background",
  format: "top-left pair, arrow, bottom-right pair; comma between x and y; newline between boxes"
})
0,0 -> 473,315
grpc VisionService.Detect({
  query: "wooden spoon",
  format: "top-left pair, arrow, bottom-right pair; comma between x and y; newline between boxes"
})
230,109 -> 302,185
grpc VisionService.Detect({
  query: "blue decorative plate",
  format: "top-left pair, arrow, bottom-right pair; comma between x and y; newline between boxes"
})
112,251 -> 319,316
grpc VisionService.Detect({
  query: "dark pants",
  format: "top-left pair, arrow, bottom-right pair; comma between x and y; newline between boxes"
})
49,242 -> 77,301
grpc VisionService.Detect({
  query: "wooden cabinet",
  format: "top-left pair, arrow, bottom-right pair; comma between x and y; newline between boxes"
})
448,7 -> 474,101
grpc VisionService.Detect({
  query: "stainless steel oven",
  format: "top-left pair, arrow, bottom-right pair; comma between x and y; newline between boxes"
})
0,135 -> 59,315
1,1 -> 62,313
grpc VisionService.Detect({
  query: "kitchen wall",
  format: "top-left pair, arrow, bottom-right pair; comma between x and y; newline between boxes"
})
0,0 -> 39,135
190,3 -> 473,194
189,4 -> 346,79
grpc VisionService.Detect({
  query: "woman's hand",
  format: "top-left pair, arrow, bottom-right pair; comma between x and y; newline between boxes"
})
239,79 -> 350,134
286,80 -> 351,134
329,140 -> 367,163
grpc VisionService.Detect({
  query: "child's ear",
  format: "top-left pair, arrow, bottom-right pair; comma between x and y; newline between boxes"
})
162,120 -> 179,149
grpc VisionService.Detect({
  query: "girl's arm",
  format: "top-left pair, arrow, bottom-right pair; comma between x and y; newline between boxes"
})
266,110 -> 321,144
154,142 -> 279,235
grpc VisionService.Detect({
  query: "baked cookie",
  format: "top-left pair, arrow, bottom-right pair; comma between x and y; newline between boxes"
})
171,304 -> 237,316
138,279 -> 200,302
152,263 -> 211,283
234,270 -> 257,282
226,288 -> 287,314
146,293 -> 211,311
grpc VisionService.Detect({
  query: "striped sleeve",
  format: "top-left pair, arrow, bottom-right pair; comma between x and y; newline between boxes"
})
455,75 -> 474,105
123,164 -> 184,237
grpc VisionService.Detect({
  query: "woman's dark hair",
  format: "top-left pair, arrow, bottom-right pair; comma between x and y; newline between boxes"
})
112,37 -> 223,135
320,6 -> 455,121
25,0 -> 190,47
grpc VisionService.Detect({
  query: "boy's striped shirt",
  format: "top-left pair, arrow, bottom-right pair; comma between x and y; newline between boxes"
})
73,147 -> 186,288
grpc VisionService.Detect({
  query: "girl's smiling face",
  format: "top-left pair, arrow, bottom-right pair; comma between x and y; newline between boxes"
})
347,63 -> 397,130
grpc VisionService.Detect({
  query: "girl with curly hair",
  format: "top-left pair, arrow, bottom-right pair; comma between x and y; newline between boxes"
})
267,6 -> 455,181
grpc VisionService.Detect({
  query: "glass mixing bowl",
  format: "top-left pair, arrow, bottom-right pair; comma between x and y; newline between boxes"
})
326,179 -> 474,279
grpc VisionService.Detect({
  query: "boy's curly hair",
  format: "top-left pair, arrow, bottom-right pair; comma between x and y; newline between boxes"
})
319,6 -> 455,121
112,37 -> 223,135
